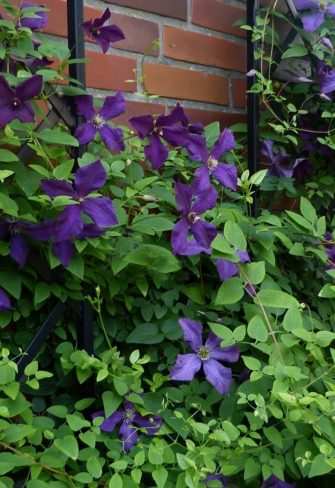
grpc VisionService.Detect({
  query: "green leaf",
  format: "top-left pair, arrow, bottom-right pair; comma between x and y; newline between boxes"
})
309,454 -> 334,477
240,261 -> 265,284
224,222 -> 246,250
264,426 -> 283,448
53,160 -> 74,179
27,481 -> 49,488
285,211 -> 312,231
124,245 -> 180,273
300,197 -> 317,224
102,391 -> 122,417
215,277 -> 244,305
0,194 -> 18,217
0,272 -> 21,299
256,289 -> 299,308
282,44 -> 308,58
37,129 -> 79,146
109,473 -> 123,488
247,315 -> 268,342
87,456 -> 102,479
152,467 -> 168,488
131,216 -> 174,234
54,436 -> 79,460
242,355 -> 261,371
127,323 -> 164,344
0,149 -> 19,162
34,282 -> 51,306
67,254 -> 84,279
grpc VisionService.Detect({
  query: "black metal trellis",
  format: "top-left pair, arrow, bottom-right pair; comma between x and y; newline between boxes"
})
17,0 -> 94,382
247,0 -> 314,209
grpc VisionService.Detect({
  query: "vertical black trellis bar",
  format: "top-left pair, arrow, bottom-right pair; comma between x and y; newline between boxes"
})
67,0 -> 94,359
247,0 -> 260,217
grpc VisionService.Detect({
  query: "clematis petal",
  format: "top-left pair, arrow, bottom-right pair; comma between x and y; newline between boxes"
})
192,165 -> 211,193
41,179 -> 75,198
81,19 -> 93,37
0,222 -> 9,237
190,220 -> 217,250
133,413 -> 162,435
210,128 -> 236,160
202,473 -> 229,487
74,95 -> 95,120
301,11 -> 324,31
119,421 -> 138,452
74,160 -> 106,196
0,103 -> 25,127
75,122 -> 96,145
78,223 -> 104,239
129,114 -> 154,138
178,240 -> 213,256
144,134 -> 169,169
51,240 -> 75,267
213,163 -> 238,190
0,289 -> 12,311
156,103 -> 189,127
162,125 -> 190,147
261,475 -> 296,488
216,259 -> 239,282
179,318 -> 203,351
10,234 -> 29,267
293,0 -> 318,8
0,77 -> 13,101
174,182 -> 193,215
170,353 -> 202,381
99,410 -> 123,432
261,139 -> 275,161
11,103 -> 36,124
99,125 -> 125,151
187,134 -> 208,162
15,74 -> 43,101
82,197 -> 118,227
236,249 -> 250,263
92,8 -> 111,28
327,5 -> 335,17
24,220 -> 53,241
95,24 -> 125,50
93,32 -> 112,53
192,185 -> 217,215
171,218 -> 189,255
203,359 -> 232,395
53,205 -> 83,241
208,343 -> 240,363
100,91 -> 125,119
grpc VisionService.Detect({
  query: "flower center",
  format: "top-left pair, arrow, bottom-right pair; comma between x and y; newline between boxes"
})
12,97 -> 20,108
187,211 -> 200,224
91,114 -> 105,128
197,345 -> 210,361
320,1 -> 328,11
123,408 -> 135,423
207,156 -> 218,173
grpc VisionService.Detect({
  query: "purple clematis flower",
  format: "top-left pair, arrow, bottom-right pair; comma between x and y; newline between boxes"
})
261,140 -> 303,178
74,93 -> 125,150
0,75 -> 42,127
316,60 -> 335,96
294,0 -> 335,32
92,401 -> 162,452
0,220 -> 50,268
19,1 -> 48,30
0,289 -> 12,312
261,475 -> 296,488
171,183 -> 217,255
216,249 -> 250,282
189,129 -> 238,192
202,473 -> 229,487
81,8 -> 125,53
129,105 -> 190,170
41,160 -> 118,241
170,318 -> 239,395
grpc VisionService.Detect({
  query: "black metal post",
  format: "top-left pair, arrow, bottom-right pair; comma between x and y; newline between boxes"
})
247,0 -> 260,216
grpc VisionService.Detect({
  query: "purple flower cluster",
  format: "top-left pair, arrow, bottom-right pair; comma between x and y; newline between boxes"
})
93,401 -> 161,452
170,318 -> 239,395
19,1 -> 48,30
0,75 -> 42,127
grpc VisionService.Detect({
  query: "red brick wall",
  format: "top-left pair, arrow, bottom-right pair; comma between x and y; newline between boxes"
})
6,0 -> 247,128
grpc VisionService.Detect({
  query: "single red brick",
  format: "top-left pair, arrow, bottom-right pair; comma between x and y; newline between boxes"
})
164,26 -> 246,73
232,78 -> 247,108
143,62 -> 229,105
85,51 -> 136,92
192,0 -> 245,37
104,0 -> 187,20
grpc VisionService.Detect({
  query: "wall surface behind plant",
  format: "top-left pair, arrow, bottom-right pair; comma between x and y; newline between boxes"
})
28,0 -> 247,127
